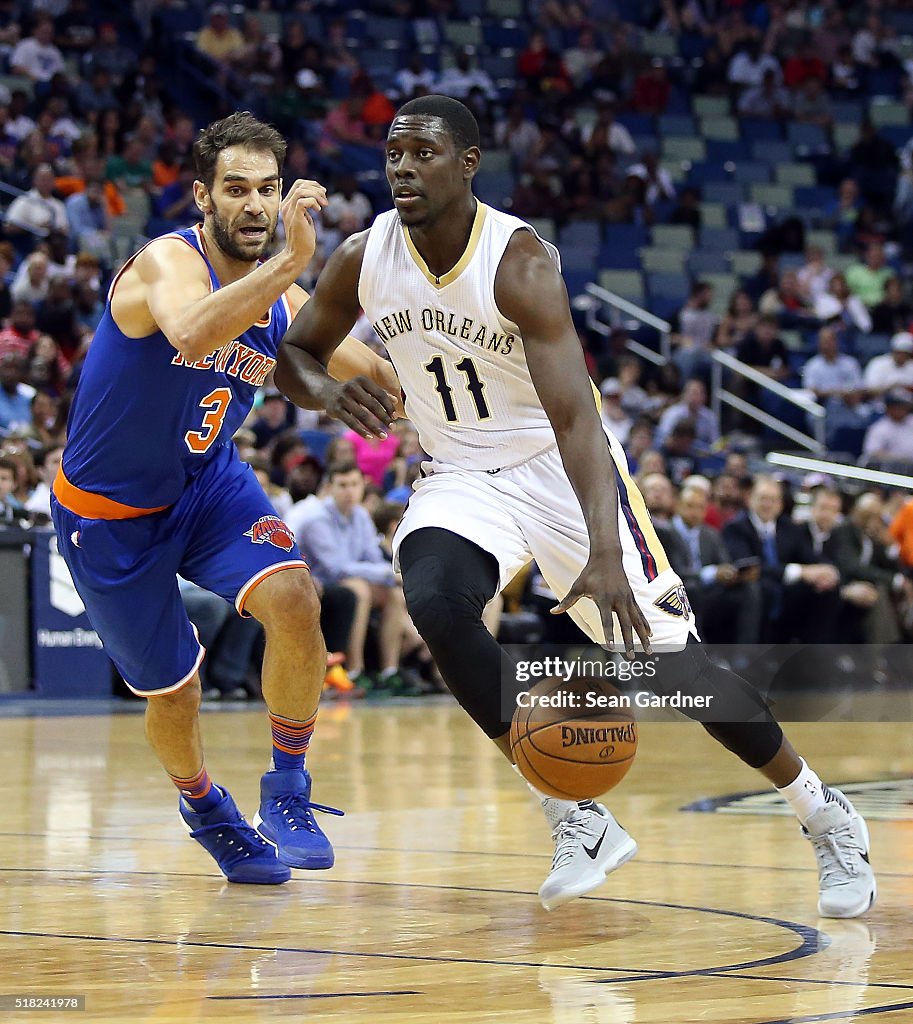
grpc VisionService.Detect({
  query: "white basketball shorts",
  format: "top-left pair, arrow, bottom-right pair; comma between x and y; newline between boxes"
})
392,436 -> 698,649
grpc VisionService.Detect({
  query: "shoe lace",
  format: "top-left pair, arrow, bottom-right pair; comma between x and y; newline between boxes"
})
189,820 -> 273,866
550,812 -> 591,871
270,792 -> 345,832
811,822 -> 863,886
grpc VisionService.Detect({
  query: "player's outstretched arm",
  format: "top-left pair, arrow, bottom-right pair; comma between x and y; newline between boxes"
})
276,232 -> 396,439
136,180 -> 327,362
496,230 -> 652,657
286,283 -> 402,413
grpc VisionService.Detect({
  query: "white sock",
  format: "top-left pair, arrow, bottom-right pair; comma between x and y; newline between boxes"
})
511,763 -> 584,830
776,759 -> 850,827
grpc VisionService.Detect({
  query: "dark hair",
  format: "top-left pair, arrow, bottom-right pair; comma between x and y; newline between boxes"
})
394,95 -> 480,151
0,456 -> 18,477
372,500 -> 406,534
327,461 -> 362,480
192,111 -> 286,189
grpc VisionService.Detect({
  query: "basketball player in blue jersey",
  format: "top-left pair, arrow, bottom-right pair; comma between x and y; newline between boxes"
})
275,96 -> 876,918
51,112 -> 401,884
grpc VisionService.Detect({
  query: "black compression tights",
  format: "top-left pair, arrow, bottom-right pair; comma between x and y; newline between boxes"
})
399,528 -> 783,766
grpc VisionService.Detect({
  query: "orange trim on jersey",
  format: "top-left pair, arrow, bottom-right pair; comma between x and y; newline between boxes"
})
53,466 -> 171,520
235,560 -> 310,617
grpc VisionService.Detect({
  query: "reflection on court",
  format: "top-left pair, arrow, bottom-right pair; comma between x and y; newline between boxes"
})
0,704 -> 909,1023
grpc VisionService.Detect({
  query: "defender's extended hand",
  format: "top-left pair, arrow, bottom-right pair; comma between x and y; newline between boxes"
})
280,179 -> 328,272
325,377 -> 397,439
551,557 -> 653,658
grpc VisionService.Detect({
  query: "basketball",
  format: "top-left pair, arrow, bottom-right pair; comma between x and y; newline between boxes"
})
510,678 -> 638,800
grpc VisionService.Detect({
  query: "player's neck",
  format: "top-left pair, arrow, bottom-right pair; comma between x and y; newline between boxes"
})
406,196 -> 478,280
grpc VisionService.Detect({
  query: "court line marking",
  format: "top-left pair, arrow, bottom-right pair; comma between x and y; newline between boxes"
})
0,834 -> 909,880
701,973 -> 913,993
751,999 -> 913,1023
208,991 -> 420,1001
0,886 -> 827,983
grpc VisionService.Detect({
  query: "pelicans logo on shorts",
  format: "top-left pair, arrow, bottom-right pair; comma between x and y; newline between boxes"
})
654,584 -> 692,621
244,515 -> 296,551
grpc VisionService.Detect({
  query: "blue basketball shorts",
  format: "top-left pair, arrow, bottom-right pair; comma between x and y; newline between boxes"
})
50,443 -> 308,696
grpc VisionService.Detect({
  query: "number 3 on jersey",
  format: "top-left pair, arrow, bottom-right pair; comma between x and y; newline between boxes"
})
424,356 -> 491,423
184,387 -> 232,454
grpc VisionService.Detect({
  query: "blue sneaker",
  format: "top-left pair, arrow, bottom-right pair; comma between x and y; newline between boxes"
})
253,769 -> 343,869
180,787 -> 291,885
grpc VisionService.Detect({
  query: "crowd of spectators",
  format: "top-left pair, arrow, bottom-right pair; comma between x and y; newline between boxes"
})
4,2 -> 913,698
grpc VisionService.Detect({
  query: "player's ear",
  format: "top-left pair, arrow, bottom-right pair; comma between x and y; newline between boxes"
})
193,179 -> 211,215
463,146 -> 481,182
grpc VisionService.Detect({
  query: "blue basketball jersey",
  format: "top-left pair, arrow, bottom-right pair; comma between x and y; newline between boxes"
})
58,225 -> 293,515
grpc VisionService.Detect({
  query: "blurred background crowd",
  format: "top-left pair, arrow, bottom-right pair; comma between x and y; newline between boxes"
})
3,0 -> 913,699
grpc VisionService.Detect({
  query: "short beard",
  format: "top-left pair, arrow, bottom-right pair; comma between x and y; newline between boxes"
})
209,200 -> 274,262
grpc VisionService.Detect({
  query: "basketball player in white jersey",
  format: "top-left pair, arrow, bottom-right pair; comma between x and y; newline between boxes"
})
275,96 -> 875,917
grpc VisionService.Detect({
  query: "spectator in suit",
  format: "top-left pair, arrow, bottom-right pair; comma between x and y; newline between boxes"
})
640,471 -> 690,577
834,492 -> 911,643
672,484 -> 762,642
723,476 -> 841,642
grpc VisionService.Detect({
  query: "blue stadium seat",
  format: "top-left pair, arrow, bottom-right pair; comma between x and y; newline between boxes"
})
616,113 -> 654,135
733,162 -> 771,184
474,172 -> 514,206
688,250 -> 729,274
646,271 -> 690,298
688,162 -> 730,185
706,140 -> 750,163
854,333 -> 892,363
787,123 -> 829,149
829,424 -> 867,457
678,30 -> 709,61
704,181 -> 744,205
561,268 -> 594,297
698,227 -> 740,251
795,185 -> 836,211
560,221 -> 602,248
881,125 -> 912,148
658,114 -> 696,137
866,67 -> 903,97
482,22 -> 527,48
598,247 -> 641,270
479,54 -> 515,79
560,244 -> 601,272
601,224 -> 648,252
741,119 -> 784,142
750,140 -> 794,165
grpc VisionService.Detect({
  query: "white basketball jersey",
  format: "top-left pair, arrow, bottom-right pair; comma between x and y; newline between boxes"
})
358,202 -> 562,471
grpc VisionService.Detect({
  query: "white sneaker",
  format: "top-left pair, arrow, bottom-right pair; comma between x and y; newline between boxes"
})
538,803 -> 638,911
804,790 -> 876,919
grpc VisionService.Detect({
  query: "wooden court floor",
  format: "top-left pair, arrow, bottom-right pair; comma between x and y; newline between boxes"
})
0,702 -> 910,1023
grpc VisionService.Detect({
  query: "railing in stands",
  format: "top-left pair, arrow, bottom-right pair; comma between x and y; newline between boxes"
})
711,350 -> 827,453
583,283 -> 828,453
767,452 -> 913,488
583,283 -> 672,365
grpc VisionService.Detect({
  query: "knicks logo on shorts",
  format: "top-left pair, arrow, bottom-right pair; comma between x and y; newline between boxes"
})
654,584 -> 692,620
244,515 -> 296,551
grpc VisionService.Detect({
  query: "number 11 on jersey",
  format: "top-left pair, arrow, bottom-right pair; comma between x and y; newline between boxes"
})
424,356 -> 491,423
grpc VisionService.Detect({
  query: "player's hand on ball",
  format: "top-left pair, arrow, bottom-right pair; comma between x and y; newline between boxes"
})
281,179 -> 328,271
325,376 -> 397,438
551,558 -> 653,659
